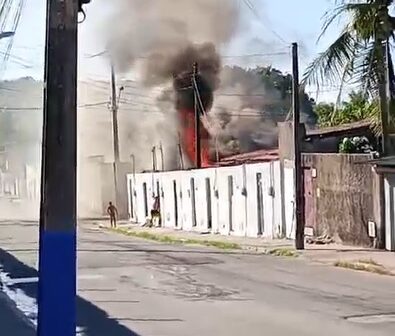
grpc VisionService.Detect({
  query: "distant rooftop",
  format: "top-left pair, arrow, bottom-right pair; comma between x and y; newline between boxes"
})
215,149 -> 279,167
369,156 -> 395,167
306,120 -> 372,138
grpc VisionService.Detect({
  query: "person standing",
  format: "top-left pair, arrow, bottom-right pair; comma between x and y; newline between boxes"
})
107,201 -> 118,228
150,196 -> 161,227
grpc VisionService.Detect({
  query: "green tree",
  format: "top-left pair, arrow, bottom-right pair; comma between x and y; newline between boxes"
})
255,66 -> 317,125
314,91 -> 378,127
314,102 -> 336,127
220,65 -> 317,126
303,0 -> 395,130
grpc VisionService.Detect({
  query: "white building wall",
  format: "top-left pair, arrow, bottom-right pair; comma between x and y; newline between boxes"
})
215,166 -> 246,236
179,172 -> 192,230
283,160 -> 296,239
159,171 -> 178,229
189,168 -> 217,232
384,174 -> 395,251
127,160 -> 286,239
132,172 -> 155,224
273,161 -> 283,237
244,162 -> 283,238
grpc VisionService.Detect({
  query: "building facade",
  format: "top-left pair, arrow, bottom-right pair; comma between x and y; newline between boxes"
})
127,161 -> 286,239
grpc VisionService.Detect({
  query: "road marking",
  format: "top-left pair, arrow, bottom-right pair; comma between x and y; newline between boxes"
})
346,314 -> 395,324
4,274 -> 104,285
0,270 -> 96,334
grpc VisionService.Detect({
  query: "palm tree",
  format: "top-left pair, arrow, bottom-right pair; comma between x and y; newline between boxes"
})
303,0 -> 395,131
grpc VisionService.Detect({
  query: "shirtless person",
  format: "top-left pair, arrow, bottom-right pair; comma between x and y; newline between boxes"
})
107,201 -> 118,228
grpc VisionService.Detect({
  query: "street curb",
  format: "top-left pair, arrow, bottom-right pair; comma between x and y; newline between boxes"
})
96,223 -> 301,258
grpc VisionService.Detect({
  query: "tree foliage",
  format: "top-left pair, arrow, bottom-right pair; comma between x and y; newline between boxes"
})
303,0 -> 395,132
314,91 -> 378,128
214,65 -> 317,154
257,66 -> 317,125
339,136 -> 376,154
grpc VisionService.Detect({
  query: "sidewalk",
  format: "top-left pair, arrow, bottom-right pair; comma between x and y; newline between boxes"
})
93,220 -> 395,276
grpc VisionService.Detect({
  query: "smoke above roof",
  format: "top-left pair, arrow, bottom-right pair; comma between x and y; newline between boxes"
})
103,0 -> 315,167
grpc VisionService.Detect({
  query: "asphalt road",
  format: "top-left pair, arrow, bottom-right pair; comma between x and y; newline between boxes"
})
1,220 -> 395,336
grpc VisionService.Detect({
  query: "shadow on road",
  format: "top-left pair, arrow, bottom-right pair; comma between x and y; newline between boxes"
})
0,248 -> 140,336
0,292 -> 35,336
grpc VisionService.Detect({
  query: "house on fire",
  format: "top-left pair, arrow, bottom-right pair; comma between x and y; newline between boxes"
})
127,151 -> 285,239
125,117 -> 390,250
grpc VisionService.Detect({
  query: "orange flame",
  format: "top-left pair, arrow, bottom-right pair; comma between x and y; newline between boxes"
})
178,108 -> 211,167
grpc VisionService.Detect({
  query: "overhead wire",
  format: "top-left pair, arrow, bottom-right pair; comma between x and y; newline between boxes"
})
0,0 -> 27,75
0,101 -> 110,111
241,0 -> 289,46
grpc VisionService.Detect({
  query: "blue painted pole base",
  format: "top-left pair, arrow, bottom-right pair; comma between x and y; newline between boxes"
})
37,230 -> 76,336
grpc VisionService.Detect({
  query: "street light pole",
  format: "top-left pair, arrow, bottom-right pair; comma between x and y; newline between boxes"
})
37,1 -> 79,335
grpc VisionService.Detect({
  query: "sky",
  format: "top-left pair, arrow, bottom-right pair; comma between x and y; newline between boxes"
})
2,0 -> 343,102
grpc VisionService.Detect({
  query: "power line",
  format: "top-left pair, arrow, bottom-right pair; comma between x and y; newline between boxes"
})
0,101 -> 110,111
0,106 -> 41,111
84,50 -> 289,60
241,0 -> 289,45
80,103 -> 274,118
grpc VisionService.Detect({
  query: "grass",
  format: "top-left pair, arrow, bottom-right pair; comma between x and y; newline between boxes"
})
357,259 -> 381,267
334,260 -> 393,276
267,247 -> 299,258
108,227 -> 241,250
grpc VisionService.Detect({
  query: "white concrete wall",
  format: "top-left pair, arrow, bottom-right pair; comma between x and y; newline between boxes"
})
283,161 -> 295,239
384,174 -> 395,251
133,172 -> 155,224
158,171 -> 179,229
245,162 -> 283,238
127,161 -> 285,239
273,161 -> 283,237
215,165 -> 246,236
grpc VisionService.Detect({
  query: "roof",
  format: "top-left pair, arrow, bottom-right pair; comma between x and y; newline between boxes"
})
306,120 -> 372,138
357,156 -> 395,174
368,156 -> 395,167
215,149 -> 279,167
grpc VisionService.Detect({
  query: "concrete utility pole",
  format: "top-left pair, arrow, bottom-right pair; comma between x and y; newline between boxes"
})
192,62 -> 202,168
159,142 -> 165,171
292,42 -> 305,250
177,132 -> 184,170
38,0 -> 80,335
110,61 -> 121,208
379,38 -> 391,156
152,146 -> 157,172
130,154 -> 136,178
111,63 -> 121,163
